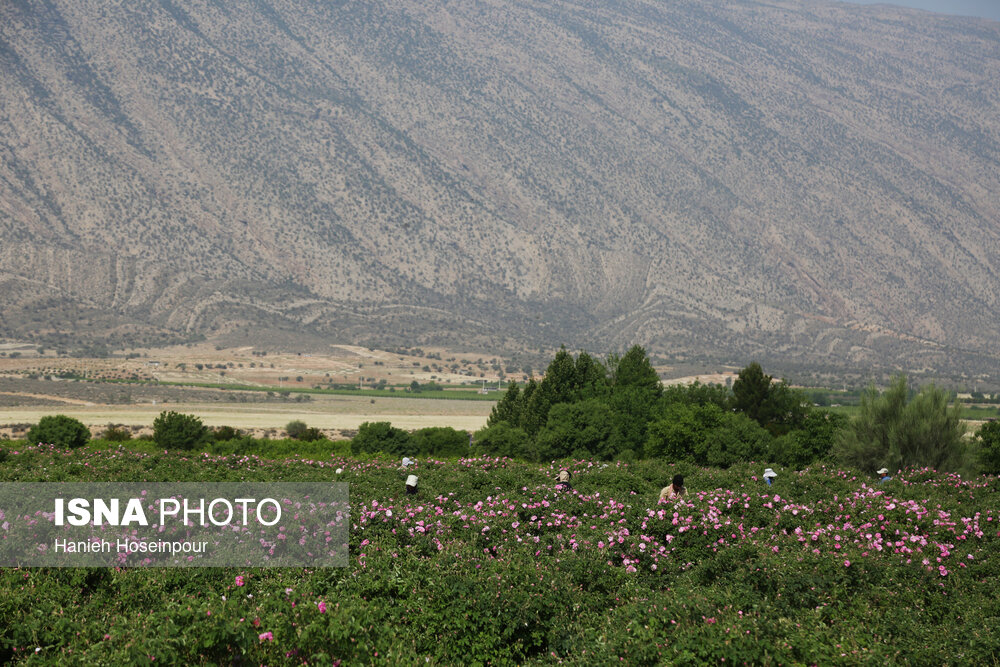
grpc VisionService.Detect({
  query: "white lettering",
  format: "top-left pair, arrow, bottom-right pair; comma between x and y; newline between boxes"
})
183,499 -> 205,526
67,498 -> 90,526
159,498 -> 180,524
257,498 -> 281,526
235,498 -> 255,525
92,498 -> 118,526
121,499 -> 148,526
208,498 -> 233,526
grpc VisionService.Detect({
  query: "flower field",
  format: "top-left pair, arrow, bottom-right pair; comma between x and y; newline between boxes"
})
1,444 -> 999,664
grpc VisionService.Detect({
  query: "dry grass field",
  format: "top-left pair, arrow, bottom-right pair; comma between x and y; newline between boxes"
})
0,343 -> 513,437
0,342 -> 528,387
0,393 -> 493,438
0,341 -> 742,438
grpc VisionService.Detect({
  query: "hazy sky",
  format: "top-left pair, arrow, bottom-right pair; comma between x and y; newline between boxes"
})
843,0 -> 1000,21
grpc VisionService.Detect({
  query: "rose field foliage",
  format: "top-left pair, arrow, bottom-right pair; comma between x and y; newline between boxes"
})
1,443 -> 1000,665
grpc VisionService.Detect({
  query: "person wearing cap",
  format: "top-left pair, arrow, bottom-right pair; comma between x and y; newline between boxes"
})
763,468 -> 777,486
401,456 -> 415,469
555,469 -> 572,491
405,474 -> 418,495
877,467 -> 891,483
659,474 -> 685,502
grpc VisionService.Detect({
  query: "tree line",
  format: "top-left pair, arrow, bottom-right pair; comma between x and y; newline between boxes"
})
9,346 -> 996,475
474,346 -> 984,474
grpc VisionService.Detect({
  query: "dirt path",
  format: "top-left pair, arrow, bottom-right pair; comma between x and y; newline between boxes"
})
0,391 -> 96,405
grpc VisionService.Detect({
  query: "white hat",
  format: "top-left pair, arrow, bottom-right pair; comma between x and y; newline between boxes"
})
402,457 -> 414,467
406,474 -> 418,487
335,468 -> 343,474
877,468 -> 889,475
763,468 -> 777,478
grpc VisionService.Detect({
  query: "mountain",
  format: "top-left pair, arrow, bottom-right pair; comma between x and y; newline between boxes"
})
1,0 -> 999,380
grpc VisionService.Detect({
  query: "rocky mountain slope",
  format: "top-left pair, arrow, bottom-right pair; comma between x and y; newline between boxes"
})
1,0 -> 999,378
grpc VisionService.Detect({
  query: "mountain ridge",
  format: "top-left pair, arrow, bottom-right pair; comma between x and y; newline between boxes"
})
1,0 -> 999,379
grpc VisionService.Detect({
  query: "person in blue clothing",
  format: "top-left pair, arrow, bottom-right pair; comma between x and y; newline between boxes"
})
877,467 -> 891,483
763,468 -> 777,486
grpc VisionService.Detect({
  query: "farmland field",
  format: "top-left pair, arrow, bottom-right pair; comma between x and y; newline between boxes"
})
0,393 -> 494,436
1,443 -> 998,664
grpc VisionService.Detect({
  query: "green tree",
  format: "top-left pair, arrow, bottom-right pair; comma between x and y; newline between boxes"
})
661,381 -> 732,409
153,411 -> 210,451
27,415 -> 91,449
488,383 -> 521,427
520,347 -> 578,436
833,375 -> 967,472
609,345 -> 662,397
536,399 -> 615,461
732,362 -> 773,424
732,362 -> 807,435
351,421 -> 411,455
645,403 -> 771,467
286,420 -> 309,439
975,420 -> 1000,475
606,346 -> 661,455
473,422 -> 531,459
412,427 -> 468,457
608,386 -> 657,456
769,411 -> 847,469
574,351 -> 609,400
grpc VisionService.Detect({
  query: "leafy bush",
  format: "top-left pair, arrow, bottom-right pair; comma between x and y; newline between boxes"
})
769,411 -> 846,469
152,411 -> 210,451
26,415 -> 91,449
285,420 -> 308,438
213,425 -> 242,442
286,420 -> 324,442
834,375 -> 967,472
411,427 -> 469,457
975,420 -> 1000,475
472,423 -> 531,459
661,381 -> 732,409
205,437 -> 349,458
101,426 -> 132,442
645,402 -> 772,467
732,362 -> 807,435
536,399 -> 615,461
1,449 -> 999,664
351,421 -> 412,455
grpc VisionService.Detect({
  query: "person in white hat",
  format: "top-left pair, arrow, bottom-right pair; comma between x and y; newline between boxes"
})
763,468 -> 777,486
405,474 -> 418,495
401,457 -> 414,468
555,469 -> 572,491
877,467 -> 891,484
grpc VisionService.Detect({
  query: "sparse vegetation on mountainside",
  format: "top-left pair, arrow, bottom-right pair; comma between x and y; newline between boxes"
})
1,1 -> 999,378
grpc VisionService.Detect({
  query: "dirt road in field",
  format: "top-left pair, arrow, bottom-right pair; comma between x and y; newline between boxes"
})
0,391 -> 96,406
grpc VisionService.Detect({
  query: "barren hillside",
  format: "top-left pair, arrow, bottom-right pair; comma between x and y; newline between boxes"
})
1,0 -> 999,378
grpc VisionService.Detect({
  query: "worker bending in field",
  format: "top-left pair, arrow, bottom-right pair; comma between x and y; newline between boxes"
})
405,474 -> 418,495
659,474 -> 685,502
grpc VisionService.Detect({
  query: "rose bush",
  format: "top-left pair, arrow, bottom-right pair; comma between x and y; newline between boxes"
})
0,445 -> 998,664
